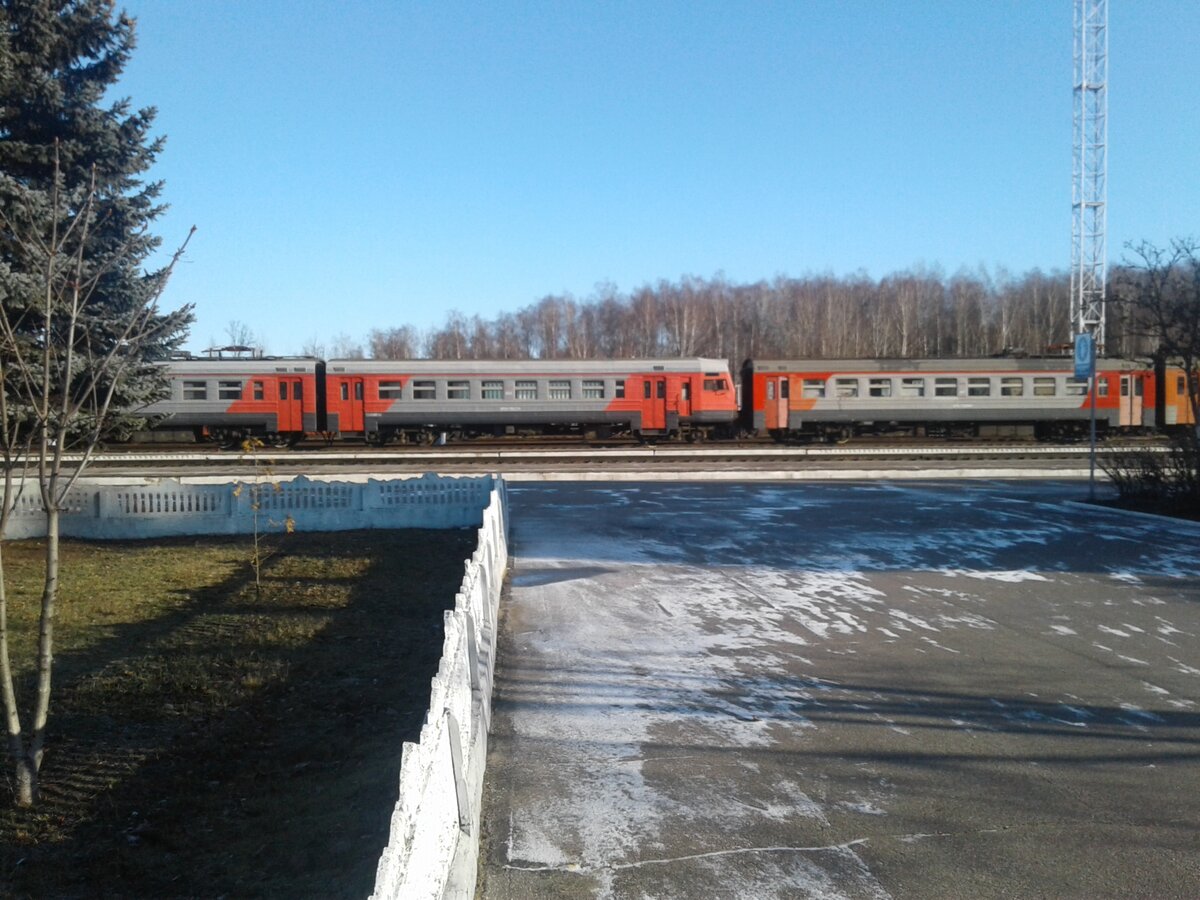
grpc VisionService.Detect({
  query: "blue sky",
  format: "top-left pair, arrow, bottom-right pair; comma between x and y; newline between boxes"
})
114,1 -> 1200,355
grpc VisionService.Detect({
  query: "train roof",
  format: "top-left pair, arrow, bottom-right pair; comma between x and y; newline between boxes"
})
324,358 -> 732,375
742,357 -> 1141,373
161,357 -> 322,373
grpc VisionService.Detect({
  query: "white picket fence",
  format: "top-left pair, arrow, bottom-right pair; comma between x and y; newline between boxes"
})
370,479 -> 509,899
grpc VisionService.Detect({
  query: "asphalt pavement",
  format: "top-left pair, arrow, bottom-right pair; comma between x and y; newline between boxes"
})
476,480 -> 1200,899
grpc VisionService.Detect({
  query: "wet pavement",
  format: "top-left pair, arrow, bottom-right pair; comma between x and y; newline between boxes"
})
476,481 -> 1200,899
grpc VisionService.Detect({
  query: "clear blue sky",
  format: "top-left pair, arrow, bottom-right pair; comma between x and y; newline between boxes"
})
114,1 -> 1200,356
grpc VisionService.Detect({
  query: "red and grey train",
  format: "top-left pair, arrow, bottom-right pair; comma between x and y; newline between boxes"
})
139,354 -> 1195,447
140,357 -> 739,446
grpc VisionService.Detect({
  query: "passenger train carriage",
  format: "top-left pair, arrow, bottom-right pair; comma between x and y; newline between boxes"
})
326,358 -> 737,443
143,356 -> 739,445
324,358 -> 738,443
741,357 -> 1195,440
140,357 -> 325,447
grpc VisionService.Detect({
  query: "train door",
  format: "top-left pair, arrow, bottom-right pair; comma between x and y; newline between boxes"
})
641,377 -> 668,431
678,379 -> 693,418
1119,373 -> 1144,427
277,377 -> 305,432
339,377 -> 365,432
764,376 -> 789,431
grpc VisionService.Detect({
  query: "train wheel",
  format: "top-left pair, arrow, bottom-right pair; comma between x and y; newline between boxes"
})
267,432 -> 292,449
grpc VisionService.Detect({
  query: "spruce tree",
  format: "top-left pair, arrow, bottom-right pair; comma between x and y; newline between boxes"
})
0,0 -> 193,440
0,0 -> 193,807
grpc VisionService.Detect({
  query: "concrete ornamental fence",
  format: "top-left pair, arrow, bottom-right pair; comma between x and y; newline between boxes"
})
7,471 -> 509,899
2,472 -> 494,539
370,478 -> 509,900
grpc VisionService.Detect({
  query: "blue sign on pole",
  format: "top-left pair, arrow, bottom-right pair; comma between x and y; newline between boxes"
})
1074,333 -> 1095,380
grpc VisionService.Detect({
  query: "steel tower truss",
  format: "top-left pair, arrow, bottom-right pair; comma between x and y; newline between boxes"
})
1072,0 -> 1108,347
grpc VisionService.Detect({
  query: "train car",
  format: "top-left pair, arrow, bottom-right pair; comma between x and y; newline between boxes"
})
323,358 -> 738,443
1155,363 -> 1198,431
141,356 -> 325,447
741,357 -> 1157,441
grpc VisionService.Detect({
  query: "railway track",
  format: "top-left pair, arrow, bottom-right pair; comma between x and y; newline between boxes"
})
47,440 -> 1160,479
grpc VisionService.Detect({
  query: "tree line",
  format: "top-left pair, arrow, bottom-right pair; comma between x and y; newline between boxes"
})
311,266 -> 1163,366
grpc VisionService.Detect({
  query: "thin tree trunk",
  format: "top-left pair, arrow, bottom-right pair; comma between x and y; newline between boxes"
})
0,538 -> 34,807
21,505 -> 61,806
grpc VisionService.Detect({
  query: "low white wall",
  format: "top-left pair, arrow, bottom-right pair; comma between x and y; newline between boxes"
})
370,481 -> 509,900
2,473 -> 494,539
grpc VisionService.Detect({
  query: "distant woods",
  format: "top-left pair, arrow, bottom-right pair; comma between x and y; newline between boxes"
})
311,266 -> 1166,364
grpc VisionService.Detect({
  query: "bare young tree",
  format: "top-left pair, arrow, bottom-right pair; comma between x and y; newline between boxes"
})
0,157 -> 192,806
329,332 -> 365,359
223,319 -> 263,353
368,325 -> 421,360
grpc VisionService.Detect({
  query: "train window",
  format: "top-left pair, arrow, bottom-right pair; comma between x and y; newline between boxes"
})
656,380 -> 666,399
1134,378 -> 1144,397
549,380 -> 571,400
279,383 -> 287,401
643,381 -> 652,400
1000,377 -> 1024,397
1178,375 -> 1187,394
341,383 -> 349,401
355,382 -> 363,400
934,378 -> 957,397
253,381 -> 264,401
835,378 -> 859,399
967,378 -> 991,397
218,380 -> 242,400
482,380 -> 503,400
516,380 -> 537,400
779,379 -> 788,399
583,379 -> 604,399
1097,379 -> 1109,397
411,380 -> 435,400
379,380 -> 404,399
615,379 -> 626,399
766,382 -> 775,401
447,380 -> 470,400
868,378 -> 892,398
802,379 -> 825,399
293,383 -> 302,400
1033,377 -> 1056,397
682,383 -> 691,400
1066,378 -> 1088,396
703,378 -> 728,391
900,378 -> 925,398
183,380 -> 207,401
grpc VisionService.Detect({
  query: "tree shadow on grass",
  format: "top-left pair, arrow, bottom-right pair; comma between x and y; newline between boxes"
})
1,527 -> 476,900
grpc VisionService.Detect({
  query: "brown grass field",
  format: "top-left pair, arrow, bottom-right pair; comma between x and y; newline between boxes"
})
0,527 -> 476,899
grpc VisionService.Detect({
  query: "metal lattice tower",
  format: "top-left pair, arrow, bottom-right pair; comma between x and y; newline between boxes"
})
1072,0 -> 1108,347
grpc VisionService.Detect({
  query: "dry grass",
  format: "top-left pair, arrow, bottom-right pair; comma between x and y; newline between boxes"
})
0,527 -> 476,899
